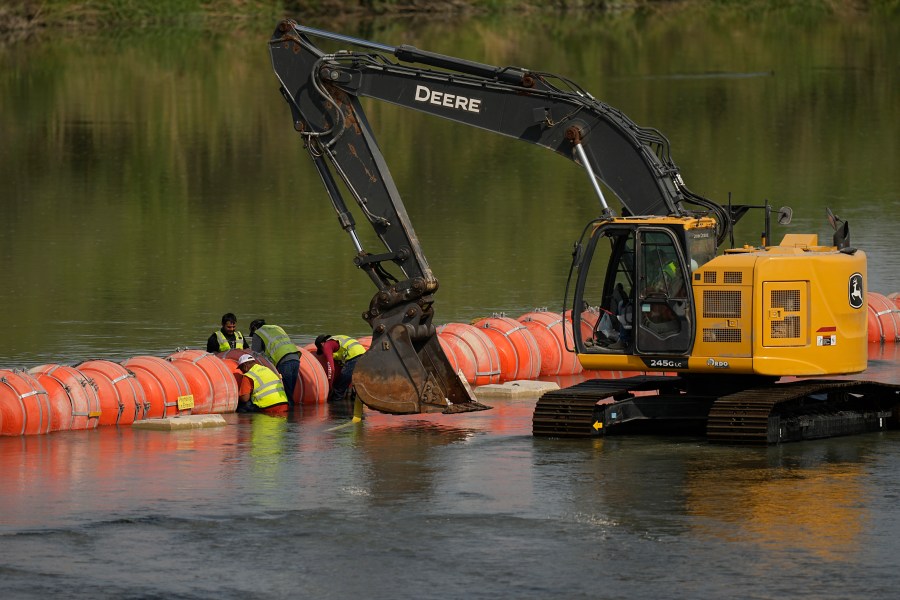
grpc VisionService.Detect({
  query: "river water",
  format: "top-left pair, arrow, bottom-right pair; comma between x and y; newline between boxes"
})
1,6 -> 900,599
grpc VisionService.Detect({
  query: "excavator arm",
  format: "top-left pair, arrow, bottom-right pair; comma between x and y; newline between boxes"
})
268,20 -> 725,415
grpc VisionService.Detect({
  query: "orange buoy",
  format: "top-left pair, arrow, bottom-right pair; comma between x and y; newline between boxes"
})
472,316 -> 541,381
167,350 -> 239,414
438,331 -> 476,384
29,364 -> 101,432
295,346 -> 329,404
76,360 -> 148,426
357,335 -> 372,351
516,310 -> 582,376
889,292 -> 900,311
217,349 -> 278,391
122,356 -> 193,418
435,323 -> 501,386
564,307 -> 602,344
220,357 -> 242,389
0,370 -> 51,436
217,349 -> 277,372
867,292 -> 900,343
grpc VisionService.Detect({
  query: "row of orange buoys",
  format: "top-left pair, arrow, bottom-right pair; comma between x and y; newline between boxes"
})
0,344 -> 341,436
2,291 -> 898,436
0,351 -> 238,436
436,309 -> 595,386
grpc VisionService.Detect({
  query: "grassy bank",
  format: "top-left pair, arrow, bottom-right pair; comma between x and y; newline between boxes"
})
2,0 -> 897,36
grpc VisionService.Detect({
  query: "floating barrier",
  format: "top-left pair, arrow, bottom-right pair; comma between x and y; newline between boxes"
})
472,316 -> 542,381
436,322 -> 501,385
295,346 -> 329,405
438,331 -> 476,384
122,356 -> 193,419
29,364 -> 101,432
3,289 -> 900,436
76,360 -> 147,426
565,307 -> 602,345
217,349 -> 279,392
0,369 -> 51,436
217,349 -> 277,373
890,292 -> 900,311
168,350 -> 238,414
436,335 -> 463,378
867,292 -> 900,343
516,310 -> 582,376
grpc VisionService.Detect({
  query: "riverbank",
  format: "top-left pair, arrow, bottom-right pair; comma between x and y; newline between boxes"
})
1,0 -> 894,40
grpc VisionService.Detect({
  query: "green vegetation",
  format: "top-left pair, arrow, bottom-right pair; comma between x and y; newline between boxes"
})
2,0 -> 897,37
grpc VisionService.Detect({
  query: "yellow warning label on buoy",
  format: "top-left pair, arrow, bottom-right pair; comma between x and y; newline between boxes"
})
177,394 -> 195,410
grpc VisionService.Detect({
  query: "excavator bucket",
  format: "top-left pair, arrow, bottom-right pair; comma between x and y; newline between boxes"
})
352,323 -> 492,415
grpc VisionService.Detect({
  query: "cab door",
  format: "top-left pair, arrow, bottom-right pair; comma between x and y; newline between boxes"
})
635,228 -> 693,354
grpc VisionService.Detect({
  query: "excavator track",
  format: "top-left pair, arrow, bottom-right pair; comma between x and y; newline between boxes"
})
534,377 -> 900,444
707,379 -> 900,444
533,376 -> 679,437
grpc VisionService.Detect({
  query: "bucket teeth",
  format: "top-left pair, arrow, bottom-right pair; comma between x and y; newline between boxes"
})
442,400 -> 492,414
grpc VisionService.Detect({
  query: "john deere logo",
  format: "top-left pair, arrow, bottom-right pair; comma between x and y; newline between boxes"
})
848,273 -> 864,309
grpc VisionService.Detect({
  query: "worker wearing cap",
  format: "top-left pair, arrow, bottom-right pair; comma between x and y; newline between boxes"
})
236,354 -> 289,414
248,319 -> 300,407
207,313 -> 247,353
315,334 -> 366,402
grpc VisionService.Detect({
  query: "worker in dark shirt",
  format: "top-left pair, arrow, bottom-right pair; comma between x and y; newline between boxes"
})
206,313 -> 247,353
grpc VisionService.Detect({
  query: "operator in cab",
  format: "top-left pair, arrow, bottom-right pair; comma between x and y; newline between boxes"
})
207,312 -> 247,353
236,354 -> 289,414
315,334 -> 366,402
249,319 -> 300,407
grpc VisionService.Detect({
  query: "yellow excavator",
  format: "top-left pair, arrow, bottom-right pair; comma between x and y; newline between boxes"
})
268,20 -> 900,443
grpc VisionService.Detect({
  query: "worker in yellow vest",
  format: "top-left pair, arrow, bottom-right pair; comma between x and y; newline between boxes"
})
236,354 -> 289,414
249,319 -> 300,407
315,334 -> 366,402
206,312 -> 247,352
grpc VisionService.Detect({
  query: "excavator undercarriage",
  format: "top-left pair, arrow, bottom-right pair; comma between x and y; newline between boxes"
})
533,376 -> 900,444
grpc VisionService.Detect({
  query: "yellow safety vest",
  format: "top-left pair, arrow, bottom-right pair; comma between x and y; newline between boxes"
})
332,335 -> 366,363
255,325 -> 295,366
244,363 -> 289,409
214,330 -> 246,352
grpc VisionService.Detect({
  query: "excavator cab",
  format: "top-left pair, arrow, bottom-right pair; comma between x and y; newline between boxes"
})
570,216 -> 718,365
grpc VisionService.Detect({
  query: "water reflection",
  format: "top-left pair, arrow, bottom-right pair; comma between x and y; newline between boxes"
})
684,443 -> 873,562
560,434 -> 879,562
353,421 -> 475,505
245,413 -> 290,495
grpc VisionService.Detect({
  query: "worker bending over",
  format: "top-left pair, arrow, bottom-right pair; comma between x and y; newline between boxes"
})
249,319 -> 300,407
236,354 -> 289,414
315,334 -> 366,402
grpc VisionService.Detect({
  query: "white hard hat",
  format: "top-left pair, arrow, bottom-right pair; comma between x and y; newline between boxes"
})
237,354 -> 256,366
